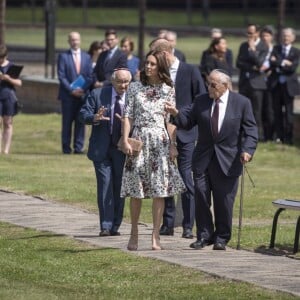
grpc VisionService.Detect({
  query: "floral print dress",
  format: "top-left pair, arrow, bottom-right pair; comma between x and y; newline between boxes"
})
120,81 -> 186,199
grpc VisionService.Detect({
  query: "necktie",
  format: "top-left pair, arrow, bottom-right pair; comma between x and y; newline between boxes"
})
112,95 -> 122,145
211,99 -> 220,139
74,52 -> 80,74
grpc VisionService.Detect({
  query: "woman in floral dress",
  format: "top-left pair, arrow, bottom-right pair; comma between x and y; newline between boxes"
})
120,50 -> 185,251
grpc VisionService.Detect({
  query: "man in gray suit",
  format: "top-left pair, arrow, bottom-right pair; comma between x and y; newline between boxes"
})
79,69 -> 132,236
165,69 -> 258,250
236,24 -> 268,141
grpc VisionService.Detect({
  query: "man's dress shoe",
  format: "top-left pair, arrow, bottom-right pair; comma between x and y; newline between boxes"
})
99,230 -> 111,237
182,228 -> 193,239
213,242 -> 226,250
110,231 -> 121,236
159,226 -> 174,236
190,239 -> 213,249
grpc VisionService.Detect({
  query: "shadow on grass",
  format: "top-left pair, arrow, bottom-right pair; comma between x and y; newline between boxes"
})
8,233 -> 66,240
255,245 -> 300,260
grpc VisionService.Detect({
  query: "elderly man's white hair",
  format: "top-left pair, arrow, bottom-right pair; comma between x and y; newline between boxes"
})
210,69 -> 232,90
282,27 -> 296,40
111,68 -> 132,81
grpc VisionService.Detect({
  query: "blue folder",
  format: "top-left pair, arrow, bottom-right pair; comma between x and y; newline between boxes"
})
70,75 -> 86,90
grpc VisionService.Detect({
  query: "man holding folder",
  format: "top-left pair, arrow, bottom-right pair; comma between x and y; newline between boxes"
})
57,31 -> 93,154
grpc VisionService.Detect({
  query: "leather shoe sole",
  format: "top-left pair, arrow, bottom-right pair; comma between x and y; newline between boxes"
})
159,226 -> 174,236
213,242 -> 226,250
110,231 -> 121,236
190,239 -> 213,249
182,228 -> 194,239
99,230 -> 111,237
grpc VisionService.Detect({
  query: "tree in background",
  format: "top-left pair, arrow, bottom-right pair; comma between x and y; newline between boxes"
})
0,0 -> 5,44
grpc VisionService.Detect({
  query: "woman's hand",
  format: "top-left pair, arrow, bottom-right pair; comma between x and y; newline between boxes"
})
169,143 -> 178,162
164,101 -> 178,117
122,139 -> 133,156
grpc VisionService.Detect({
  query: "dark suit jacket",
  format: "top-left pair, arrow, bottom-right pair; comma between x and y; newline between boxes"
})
175,91 -> 258,177
79,86 -> 124,162
269,44 -> 300,97
236,39 -> 268,90
57,49 -> 93,101
174,62 -> 206,143
174,48 -> 186,62
93,48 -> 127,85
200,49 -> 233,78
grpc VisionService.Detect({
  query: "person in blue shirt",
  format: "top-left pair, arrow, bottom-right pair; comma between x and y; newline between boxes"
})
120,36 -> 140,81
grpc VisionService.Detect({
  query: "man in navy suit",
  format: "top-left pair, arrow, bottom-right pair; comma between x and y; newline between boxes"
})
269,27 -> 300,145
150,38 -> 206,239
79,69 -> 132,236
165,69 -> 258,250
57,31 -> 93,154
93,29 -> 127,88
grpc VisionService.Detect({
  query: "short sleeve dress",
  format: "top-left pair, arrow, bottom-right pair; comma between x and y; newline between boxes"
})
120,81 -> 186,199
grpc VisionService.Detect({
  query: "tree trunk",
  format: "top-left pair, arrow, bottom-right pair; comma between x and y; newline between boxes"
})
277,0 -> 286,44
138,0 -> 146,64
0,0 -> 6,45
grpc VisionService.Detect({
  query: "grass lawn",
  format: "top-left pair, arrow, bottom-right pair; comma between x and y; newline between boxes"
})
0,222 -> 297,300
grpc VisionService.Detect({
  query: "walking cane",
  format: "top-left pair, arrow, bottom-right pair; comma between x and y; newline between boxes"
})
237,163 -> 245,250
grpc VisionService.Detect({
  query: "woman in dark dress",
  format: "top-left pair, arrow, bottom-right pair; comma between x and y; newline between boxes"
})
201,37 -> 233,84
0,45 -> 22,154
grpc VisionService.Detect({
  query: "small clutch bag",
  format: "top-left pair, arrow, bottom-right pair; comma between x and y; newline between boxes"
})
117,137 -> 143,156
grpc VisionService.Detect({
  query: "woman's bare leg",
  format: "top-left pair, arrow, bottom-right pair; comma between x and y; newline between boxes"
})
127,197 -> 142,251
152,197 -> 164,250
2,116 -> 13,154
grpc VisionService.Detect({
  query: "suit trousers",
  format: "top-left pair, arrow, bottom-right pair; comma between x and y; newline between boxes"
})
193,154 -> 239,244
239,84 -> 264,141
272,83 -> 294,144
61,97 -> 85,153
162,140 -> 195,229
93,145 -> 126,232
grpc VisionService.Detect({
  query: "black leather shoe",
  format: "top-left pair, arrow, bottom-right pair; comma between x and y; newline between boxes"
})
159,225 -> 174,236
190,238 -> 213,249
213,242 -> 226,250
182,228 -> 193,239
110,231 -> 121,236
99,230 -> 111,237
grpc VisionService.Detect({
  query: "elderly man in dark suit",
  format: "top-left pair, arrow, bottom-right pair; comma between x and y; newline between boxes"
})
165,69 -> 258,250
79,69 -> 132,236
236,24 -> 268,141
93,29 -> 127,88
150,38 -> 206,239
269,27 -> 300,145
57,31 -> 93,154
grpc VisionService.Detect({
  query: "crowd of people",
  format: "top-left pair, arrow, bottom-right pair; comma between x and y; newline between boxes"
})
1,24 -> 298,251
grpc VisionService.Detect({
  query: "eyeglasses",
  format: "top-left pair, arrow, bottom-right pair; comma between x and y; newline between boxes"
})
115,80 -> 130,85
247,32 -> 255,35
207,82 -> 218,88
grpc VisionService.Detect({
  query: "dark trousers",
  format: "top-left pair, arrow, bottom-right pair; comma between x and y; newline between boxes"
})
93,146 -> 126,232
239,84 -> 265,141
262,89 -> 275,141
162,140 -> 195,230
61,97 -> 85,153
272,83 -> 294,144
193,154 -> 239,244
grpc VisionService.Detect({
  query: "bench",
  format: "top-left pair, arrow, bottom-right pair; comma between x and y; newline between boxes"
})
269,199 -> 300,253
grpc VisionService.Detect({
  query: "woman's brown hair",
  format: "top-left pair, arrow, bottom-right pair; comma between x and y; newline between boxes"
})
140,50 -> 173,87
